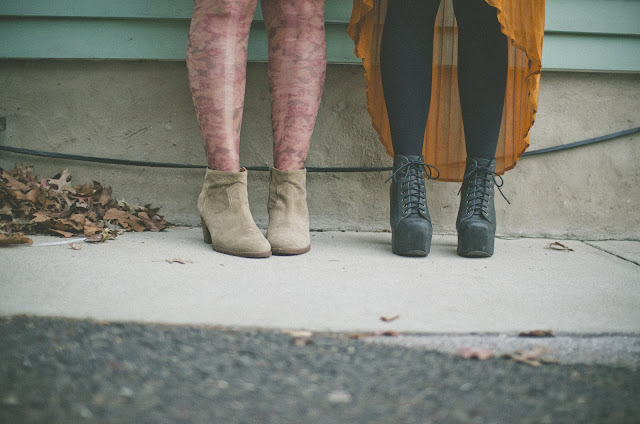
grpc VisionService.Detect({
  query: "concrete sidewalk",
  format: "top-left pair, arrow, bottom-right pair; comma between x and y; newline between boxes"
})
1,227 -> 639,334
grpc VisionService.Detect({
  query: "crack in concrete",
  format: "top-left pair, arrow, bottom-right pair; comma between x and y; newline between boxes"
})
581,241 -> 640,267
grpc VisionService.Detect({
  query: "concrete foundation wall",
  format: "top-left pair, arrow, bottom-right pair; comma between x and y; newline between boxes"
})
1,60 -> 639,240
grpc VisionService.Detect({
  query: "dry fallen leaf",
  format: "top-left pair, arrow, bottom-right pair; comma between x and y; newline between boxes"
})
50,229 -> 74,238
32,211 -> 51,223
376,331 -> 401,337
85,229 -> 117,243
282,330 -> 313,347
2,170 -> 30,192
283,330 -> 313,338
0,166 -> 171,242
48,169 -> 76,194
347,331 -> 401,340
502,346 -> 558,366
164,258 -> 194,265
293,338 -> 313,347
380,314 -> 400,322
519,329 -> 554,338
347,332 -> 376,340
69,243 -> 82,250
457,347 -> 495,360
0,231 -> 33,245
546,242 -> 574,252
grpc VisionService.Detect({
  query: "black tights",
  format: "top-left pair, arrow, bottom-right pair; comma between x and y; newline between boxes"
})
380,0 -> 508,159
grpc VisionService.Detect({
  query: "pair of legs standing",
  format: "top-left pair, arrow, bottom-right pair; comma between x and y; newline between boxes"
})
187,0 -> 326,257
188,0 -> 510,258
382,0 -> 509,257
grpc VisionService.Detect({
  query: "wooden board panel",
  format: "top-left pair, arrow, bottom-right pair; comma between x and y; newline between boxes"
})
542,33 -> 640,72
545,0 -> 640,36
2,0 -> 639,35
1,4 -> 639,71
0,0 -> 353,24
0,18 -> 357,63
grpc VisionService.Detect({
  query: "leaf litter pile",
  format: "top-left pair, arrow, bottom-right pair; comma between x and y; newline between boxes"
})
0,167 -> 171,245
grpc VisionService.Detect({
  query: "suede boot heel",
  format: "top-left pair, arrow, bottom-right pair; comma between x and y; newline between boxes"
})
198,168 -> 271,258
201,217 -> 212,244
388,154 -> 439,257
456,158 -> 509,258
266,167 -> 310,255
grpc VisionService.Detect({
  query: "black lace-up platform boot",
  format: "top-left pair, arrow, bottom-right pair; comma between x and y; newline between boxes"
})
388,154 -> 439,257
456,158 -> 509,257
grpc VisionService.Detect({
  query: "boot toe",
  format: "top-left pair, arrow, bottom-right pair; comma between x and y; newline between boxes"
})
212,229 -> 272,258
267,226 -> 310,255
392,217 -> 432,257
457,220 -> 495,257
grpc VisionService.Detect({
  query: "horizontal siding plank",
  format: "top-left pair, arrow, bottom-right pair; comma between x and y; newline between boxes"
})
0,0 -> 353,23
0,18 -> 191,60
1,2 -> 639,71
545,0 -> 640,36
3,0 -> 639,35
542,33 -> 640,72
0,18 -> 357,62
0,0 -> 194,19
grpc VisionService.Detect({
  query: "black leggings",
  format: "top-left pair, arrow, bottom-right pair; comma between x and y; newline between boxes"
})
380,0 -> 508,159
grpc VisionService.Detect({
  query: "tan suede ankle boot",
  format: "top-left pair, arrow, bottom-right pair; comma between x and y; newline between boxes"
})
198,168 -> 271,258
266,167 -> 310,255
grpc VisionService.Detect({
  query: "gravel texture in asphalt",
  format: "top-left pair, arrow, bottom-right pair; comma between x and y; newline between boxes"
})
1,316 -> 639,424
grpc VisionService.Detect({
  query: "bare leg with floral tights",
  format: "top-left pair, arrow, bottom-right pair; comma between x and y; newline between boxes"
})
188,0 -> 269,258
262,0 -> 327,171
187,0 -> 326,257
187,0 -> 256,172
262,0 -> 326,254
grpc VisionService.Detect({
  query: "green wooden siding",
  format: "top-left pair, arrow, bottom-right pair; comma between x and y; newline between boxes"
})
0,0 -> 352,23
0,19 -> 355,63
543,0 -> 640,71
1,0 -> 639,71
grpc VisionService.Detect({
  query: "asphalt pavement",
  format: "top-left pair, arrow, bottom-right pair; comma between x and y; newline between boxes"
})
1,316 -> 639,424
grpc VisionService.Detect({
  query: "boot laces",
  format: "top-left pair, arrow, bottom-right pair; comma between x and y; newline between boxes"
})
458,161 -> 510,216
386,160 -> 439,215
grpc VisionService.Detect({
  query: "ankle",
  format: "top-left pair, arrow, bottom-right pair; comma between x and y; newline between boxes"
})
208,165 -> 242,173
273,162 -> 305,172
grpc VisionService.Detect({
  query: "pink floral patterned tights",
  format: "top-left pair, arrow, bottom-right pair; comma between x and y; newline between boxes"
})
187,0 -> 327,171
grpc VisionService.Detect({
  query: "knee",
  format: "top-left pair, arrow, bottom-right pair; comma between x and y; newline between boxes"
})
268,0 -> 324,28
453,0 -> 501,35
193,0 -> 256,20
386,0 -> 440,28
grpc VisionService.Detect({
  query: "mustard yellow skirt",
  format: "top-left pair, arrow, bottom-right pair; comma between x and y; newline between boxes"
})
348,0 -> 545,182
